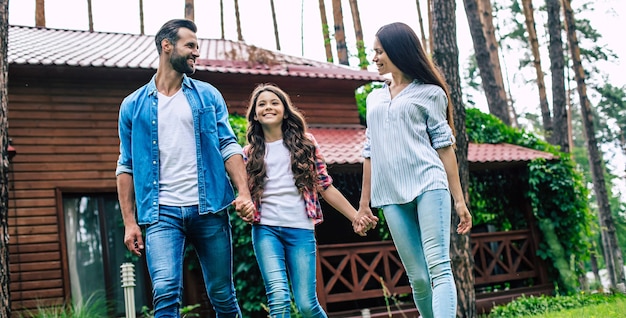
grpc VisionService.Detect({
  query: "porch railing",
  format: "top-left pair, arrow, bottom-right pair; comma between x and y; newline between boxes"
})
317,229 -> 549,311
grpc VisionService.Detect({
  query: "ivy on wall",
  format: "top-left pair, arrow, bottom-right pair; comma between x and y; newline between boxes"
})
467,108 -> 593,293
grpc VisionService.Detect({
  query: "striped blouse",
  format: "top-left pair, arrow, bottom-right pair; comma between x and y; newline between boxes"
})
362,80 -> 455,207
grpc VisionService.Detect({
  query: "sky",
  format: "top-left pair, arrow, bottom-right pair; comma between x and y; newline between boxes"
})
7,0 -> 626,193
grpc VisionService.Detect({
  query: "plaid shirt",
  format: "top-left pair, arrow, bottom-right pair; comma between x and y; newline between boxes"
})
243,133 -> 332,225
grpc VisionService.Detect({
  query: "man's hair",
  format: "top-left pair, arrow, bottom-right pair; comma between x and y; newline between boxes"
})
154,19 -> 197,55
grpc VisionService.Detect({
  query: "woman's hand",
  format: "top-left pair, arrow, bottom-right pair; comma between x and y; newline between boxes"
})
455,204 -> 472,235
352,206 -> 379,236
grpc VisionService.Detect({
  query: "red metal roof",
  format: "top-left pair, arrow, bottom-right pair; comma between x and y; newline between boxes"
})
8,25 -> 383,81
308,126 -> 557,166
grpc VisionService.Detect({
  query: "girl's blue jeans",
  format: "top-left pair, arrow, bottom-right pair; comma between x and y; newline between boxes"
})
252,224 -> 327,318
382,189 -> 457,318
145,205 -> 241,318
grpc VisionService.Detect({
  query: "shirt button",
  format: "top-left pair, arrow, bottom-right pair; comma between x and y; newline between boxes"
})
152,120 -> 156,124
153,181 -> 156,185
153,140 -> 156,144
152,160 -> 156,164
153,202 -> 156,205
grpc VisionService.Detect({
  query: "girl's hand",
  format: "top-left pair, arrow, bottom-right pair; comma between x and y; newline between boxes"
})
352,207 -> 379,236
232,197 -> 255,223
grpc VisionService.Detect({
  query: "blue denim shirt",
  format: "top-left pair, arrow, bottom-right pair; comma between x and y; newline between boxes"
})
116,74 -> 242,225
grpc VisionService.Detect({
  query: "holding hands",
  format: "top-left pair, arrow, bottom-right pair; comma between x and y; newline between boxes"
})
232,196 -> 255,223
352,206 -> 379,236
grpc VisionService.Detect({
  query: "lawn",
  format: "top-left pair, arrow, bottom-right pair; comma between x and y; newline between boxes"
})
522,297 -> 626,317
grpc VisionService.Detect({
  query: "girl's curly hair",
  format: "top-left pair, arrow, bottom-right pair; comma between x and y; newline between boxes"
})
245,83 -> 318,203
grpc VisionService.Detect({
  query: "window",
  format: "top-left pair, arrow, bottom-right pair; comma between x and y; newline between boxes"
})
63,193 -> 150,316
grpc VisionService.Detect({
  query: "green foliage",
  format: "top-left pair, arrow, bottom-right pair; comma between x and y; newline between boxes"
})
229,114 -> 248,145
21,293 -> 109,318
488,292 -> 626,318
467,108 -> 593,293
354,82 -> 383,125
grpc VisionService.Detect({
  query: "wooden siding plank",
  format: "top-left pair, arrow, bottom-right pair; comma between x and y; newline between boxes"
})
10,252 -> 60,264
10,261 -> 61,272
10,269 -> 62,281
9,224 -> 59,236
11,154 -> 118,163
10,243 -> 60,254
12,179 -> 116,189
10,279 -> 64,292
9,216 -> 59,226
9,234 -> 60,244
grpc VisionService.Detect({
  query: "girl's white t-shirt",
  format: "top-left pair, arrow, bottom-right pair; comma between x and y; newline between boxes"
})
259,140 -> 313,230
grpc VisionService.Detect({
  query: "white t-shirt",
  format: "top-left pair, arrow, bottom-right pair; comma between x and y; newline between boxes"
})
157,88 -> 199,206
259,140 -> 313,230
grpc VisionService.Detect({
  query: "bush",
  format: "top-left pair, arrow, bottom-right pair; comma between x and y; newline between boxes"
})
488,292 -> 626,317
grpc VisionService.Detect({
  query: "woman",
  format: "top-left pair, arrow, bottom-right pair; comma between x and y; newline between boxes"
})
356,22 -> 472,318
240,83 -> 378,318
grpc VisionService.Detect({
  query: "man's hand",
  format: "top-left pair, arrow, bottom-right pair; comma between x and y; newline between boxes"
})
124,222 -> 144,257
232,196 -> 255,223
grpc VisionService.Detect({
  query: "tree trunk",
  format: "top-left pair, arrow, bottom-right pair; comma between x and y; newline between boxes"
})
348,0 -> 366,69
463,0 -> 511,126
318,0 -> 333,63
546,0 -> 569,152
428,0 -> 433,58
562,0 -> 625,289
432,0 -> 475,316
415,0 -> 429,54
184,0 -> 194,21
521,0 -> 552,141
0,0 -> 11,316
220,0 -> 225,39
331,0 -> 349,65
87,0 -> 93,31
269,0 -> 280,50
234,0 -> 243,41
35,0 -> 45,27
478,0 -> 511,123
139,0 -> 145,35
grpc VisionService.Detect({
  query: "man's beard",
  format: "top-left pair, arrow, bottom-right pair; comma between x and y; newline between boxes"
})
170,49 -> 195,75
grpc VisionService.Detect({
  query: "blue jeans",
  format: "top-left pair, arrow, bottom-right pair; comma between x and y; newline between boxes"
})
145,205 -> 241,318
252,225 -> 327,318
382,189 -> 456,318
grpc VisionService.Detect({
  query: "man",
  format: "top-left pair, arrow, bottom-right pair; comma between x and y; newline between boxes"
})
116,19 -> 254,318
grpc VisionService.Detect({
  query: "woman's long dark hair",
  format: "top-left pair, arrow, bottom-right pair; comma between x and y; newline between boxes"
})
376,22 -> 455,135
245,83 -> 318,203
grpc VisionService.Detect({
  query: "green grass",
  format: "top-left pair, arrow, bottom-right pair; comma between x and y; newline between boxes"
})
486,292 -> 626,318
521,296 -> 626,317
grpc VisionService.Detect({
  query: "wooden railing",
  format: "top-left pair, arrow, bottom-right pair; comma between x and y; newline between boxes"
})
317,229 -> 548,309
316,241 -> 411,305
471,229 -> 539,285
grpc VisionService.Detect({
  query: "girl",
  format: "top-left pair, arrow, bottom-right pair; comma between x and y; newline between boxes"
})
356,22 -> 472,318
240,83 -> 377,318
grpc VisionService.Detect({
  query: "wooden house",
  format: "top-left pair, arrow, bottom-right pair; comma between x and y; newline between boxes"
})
6,25 -> 555,317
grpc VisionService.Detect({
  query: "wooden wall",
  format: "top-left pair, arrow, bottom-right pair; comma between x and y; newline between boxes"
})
5,65 -> 368,315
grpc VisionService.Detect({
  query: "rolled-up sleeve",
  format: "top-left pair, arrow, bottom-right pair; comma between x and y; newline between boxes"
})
214,91 -> 244,161
427,89 -> 455,149
116,98 -> 133,176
